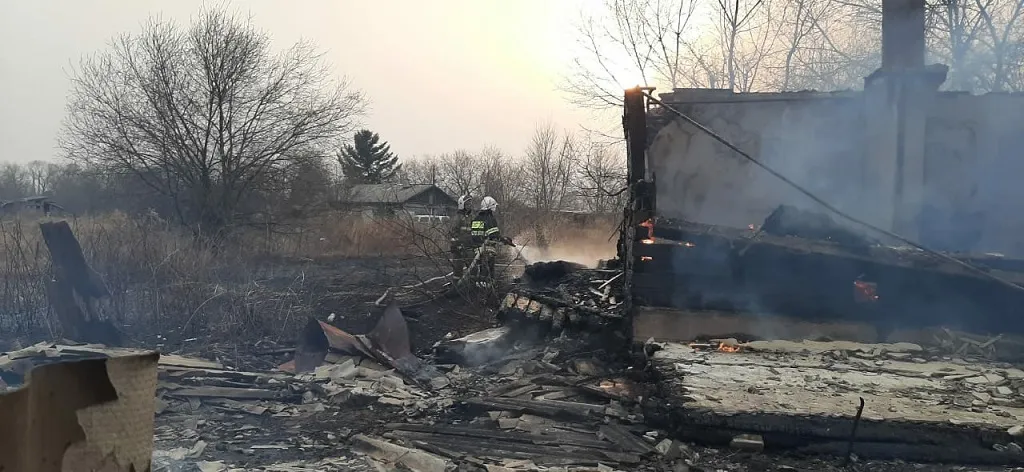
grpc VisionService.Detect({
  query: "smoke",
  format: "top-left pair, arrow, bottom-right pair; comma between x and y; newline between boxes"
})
514,225 -> 616,268
518,243 -> 613,268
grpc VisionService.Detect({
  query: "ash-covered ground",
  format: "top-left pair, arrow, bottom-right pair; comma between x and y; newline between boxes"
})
3,253 -> 1023,471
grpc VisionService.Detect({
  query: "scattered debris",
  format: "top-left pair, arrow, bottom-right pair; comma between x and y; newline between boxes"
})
434,326 -> 517,366
283,301 -> 447,390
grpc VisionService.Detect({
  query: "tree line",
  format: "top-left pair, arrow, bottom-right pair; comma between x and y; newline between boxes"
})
8,2 -> 1008,235
398,124 -> 625,216
566,0 -> 1024,108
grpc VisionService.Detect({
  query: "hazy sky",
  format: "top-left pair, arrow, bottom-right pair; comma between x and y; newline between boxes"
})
0,0 -> 611,164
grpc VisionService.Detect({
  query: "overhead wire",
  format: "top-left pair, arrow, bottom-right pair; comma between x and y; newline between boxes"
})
641,91 -> 1024,293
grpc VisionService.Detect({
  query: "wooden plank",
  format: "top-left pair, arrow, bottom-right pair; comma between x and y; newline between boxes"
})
597,424 -> 657,454
387,423 -> 612,450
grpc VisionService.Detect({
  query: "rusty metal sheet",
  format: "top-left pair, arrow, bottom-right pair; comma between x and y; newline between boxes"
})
0,352 -> 160,472
292,317 -> 376,373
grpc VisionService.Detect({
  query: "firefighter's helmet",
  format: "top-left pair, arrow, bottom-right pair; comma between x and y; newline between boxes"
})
480,196 -> 497,212
457,194 -> 471,211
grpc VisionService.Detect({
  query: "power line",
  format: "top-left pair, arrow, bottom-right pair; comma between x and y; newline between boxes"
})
642,91 -> 1024,294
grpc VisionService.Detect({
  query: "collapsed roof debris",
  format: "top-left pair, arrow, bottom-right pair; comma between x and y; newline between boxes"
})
280,301 -> 447,389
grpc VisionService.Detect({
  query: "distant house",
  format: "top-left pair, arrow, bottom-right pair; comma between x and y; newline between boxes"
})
339,183 -> 456,219
0,195 -> 67,217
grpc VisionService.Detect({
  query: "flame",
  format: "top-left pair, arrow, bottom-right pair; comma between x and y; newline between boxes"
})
748,224 -> 757,231
718,343 -> 740,353
682,241 -> 695,247
640,256 -> 653,261
688,342 -> 742,353
641,238 -> 655,244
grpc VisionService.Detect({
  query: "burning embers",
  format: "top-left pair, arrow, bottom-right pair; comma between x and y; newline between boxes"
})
638,218 -> 695,247
854,279 -> 879,303
689,340 -> 742,353
640,218 -> 655,245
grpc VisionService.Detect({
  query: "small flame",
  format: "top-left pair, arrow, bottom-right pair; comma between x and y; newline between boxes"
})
718,343 -> 740,353
688,342 -> 742,353
748,224 -> 756,231
640,256 -> 653,261
682,241 -> 695,247
641,238 -> 655,244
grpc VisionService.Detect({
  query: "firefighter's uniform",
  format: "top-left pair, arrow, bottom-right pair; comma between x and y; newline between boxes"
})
470,210 -> 501,283
449,209 -> 474,277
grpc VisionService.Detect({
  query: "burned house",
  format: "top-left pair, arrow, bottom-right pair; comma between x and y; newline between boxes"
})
620,0 -> 1024,343
339,183 -> 456,220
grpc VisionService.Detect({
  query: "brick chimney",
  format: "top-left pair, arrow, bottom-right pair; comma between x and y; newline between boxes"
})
881,0 -> 926,70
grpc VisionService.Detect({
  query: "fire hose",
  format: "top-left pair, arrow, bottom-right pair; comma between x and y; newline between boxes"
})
374,241 -> 524,306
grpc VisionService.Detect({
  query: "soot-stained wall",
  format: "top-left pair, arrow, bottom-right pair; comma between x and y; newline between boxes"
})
647,90 -> 865,229
648,88 -> 1024,255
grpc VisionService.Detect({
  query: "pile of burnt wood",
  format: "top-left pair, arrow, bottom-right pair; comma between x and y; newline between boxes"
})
632,204 -> 1024,340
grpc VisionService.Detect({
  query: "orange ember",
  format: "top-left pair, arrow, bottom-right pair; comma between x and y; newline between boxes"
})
853,280 -> 879,302
688,342 -> 742,353
640,218 -> 655,242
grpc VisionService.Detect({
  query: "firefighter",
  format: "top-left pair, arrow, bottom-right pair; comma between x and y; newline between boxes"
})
449,195 -> 474,277
470,196 -> 513,285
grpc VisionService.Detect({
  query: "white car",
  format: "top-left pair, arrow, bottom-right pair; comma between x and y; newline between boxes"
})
413,214 -> 450,224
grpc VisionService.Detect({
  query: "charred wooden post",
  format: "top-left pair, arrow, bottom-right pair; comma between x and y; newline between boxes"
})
621,87 -> 653,322
39,221 -> 123,345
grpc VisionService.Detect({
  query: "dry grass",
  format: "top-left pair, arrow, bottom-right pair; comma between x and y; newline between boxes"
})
0,209 -> 617,345
0,210 -> 441,342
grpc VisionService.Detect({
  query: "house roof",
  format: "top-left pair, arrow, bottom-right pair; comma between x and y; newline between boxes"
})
345,184 -> 453,205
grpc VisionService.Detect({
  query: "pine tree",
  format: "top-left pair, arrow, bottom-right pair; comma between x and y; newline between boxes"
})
338,129 -> 401,184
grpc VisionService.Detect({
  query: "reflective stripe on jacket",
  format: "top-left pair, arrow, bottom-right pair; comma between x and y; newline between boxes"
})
470,211 -> 500,244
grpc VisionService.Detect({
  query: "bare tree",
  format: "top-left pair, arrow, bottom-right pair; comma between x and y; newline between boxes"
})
524,123 -> 577,214
974,0 -> 1024,91
435,150 -> 480,198
477,146 -> 525,212
563,0 -> 700,109
399,157 -> 439,185
59,7 -> 366,234
575,140 -> 627,214
714,0 -> 769,90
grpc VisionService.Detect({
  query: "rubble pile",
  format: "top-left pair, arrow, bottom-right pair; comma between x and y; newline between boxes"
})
364,336 -> 698,472
648,338 -> 1024,465
11,260 -> 1019,470
499,263 -> 626,336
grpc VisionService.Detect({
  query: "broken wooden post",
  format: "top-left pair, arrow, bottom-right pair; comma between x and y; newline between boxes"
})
39,221 -> 123,345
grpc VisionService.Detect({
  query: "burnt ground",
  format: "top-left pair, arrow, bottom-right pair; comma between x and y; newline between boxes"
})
6,253 -> 1024,471
277,254 -> 496,352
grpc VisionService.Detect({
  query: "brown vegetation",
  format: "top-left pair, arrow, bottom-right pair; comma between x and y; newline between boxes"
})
0,212 -> 427,340
0,209 -> 616,345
